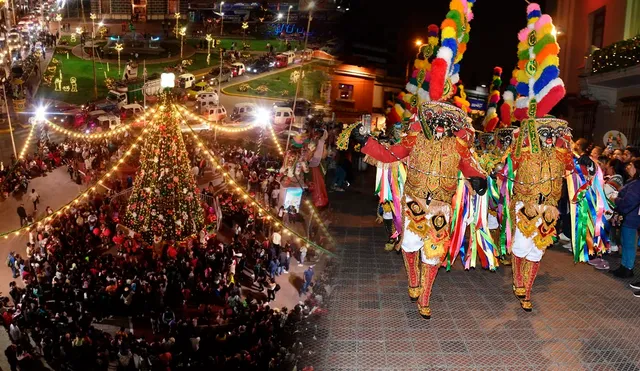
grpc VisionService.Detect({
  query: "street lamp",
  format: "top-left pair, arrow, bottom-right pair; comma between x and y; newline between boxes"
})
174,12 -> 180,39
55,13 -> 62,34
205,34 -> 213,65
220,2 -> 225,36
286,1 -> 314,153
179,27 -> 187,58
277,13 -> 283,22
90,13 -> 97,36
287,5 -> 292,24
415,39 -> 423,47
242,22 -> 249,41
220,12 -> 225,36
115,42 -> 123,77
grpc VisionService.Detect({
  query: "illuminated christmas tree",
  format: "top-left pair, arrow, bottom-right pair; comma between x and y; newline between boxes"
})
124,103 -> 204,243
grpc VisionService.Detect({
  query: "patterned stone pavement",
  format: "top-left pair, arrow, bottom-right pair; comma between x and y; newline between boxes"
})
304,171 -> 640,371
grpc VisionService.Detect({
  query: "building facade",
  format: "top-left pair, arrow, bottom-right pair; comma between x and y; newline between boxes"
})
91,0 -> 185,20
551,0 -> 640,145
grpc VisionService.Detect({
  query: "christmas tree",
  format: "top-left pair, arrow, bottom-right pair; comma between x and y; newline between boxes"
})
123,103 -> 204,243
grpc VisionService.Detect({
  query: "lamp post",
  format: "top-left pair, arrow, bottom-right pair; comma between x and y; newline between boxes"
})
277,13 -> 282,22
179,27 -> 186,58
1,78 -> 17,159
241,22 -> 248,41
287,5 -> 292,24
90,13 -> 96,36
89,13 -> 98,98
76,26 -> 83,56
115,42 -> 123,77
174,12 -> 180,39
219,2 -> 224,36
286,1 -> 314,153
55,13 -> 62,35
205,34 -> 213,65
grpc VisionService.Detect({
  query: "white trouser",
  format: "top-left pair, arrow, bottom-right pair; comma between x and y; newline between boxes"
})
401,195 -> 450,265
511,201 -> 544,262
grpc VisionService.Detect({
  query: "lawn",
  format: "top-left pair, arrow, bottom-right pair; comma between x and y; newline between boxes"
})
223,63 -> 330,102
37,53 -> 218,105
57,35 -> 81,47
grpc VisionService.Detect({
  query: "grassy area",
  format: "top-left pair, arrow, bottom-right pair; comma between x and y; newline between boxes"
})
186,38 -> 290,53
57,35 -> 80,47
37,53 -> 218,105
223,63 -> 329,102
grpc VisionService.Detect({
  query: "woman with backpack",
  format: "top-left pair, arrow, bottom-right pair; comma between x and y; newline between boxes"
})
611,159 -> 640,279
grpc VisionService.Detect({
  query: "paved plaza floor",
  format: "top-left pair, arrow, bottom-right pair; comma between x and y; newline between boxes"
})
305,172 -> 640,371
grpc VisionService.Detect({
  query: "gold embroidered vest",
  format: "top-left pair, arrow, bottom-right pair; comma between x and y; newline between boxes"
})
513,150 -> 565,207
405,135 -> 460,202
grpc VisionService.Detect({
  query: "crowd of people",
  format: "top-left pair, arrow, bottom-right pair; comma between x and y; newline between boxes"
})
1,128 -> 329,370
579,143 -> 640,288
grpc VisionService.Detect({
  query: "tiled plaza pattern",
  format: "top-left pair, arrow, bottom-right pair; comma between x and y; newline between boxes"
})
303,173 -> 640,371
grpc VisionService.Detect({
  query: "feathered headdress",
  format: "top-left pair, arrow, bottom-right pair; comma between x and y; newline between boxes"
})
430,0 -> 477,101
499,69 -> 518,127
513,3 -> 565,119
406,24 -> 440,105
482,67 -> 502,132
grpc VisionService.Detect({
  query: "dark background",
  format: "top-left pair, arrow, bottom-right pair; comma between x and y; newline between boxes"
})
336,0 -> 550,87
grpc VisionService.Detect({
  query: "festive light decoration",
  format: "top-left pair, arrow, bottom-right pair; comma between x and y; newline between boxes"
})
0,123 -> 154,239
123,103 -> 205,243
175,105 -> 334,256
174,13 -> 181,39
430,0 -> 476,101
115,43 -> 124,76
268,124 -> 284,156
176,105 -> 258,132
591,35 -> 640,75
205,34 -> 213,65
513,3 -> 565,119
18,125 -> 35,159
44,109 -> 155,139
482,67 -> 502,132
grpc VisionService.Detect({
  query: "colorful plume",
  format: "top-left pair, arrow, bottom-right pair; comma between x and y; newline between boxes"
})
406,24 -> 440,105
499,69 -> 518,127
482,67 -> 503,132
430,0 -> 477,101
513,3 -> 565,119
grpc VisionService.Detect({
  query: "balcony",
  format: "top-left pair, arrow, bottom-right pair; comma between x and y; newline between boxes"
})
580,36 -> 640,108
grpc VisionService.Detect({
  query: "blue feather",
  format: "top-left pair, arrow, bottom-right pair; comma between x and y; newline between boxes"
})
442,39 -> 458,62
516,82 -> 529,96
533,65 -> 559,95
527,10 -> 541,18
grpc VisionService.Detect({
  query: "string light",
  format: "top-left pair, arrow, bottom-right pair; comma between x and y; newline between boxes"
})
44,109 -> 156,140
174,104 -> 334,256
19,125 -> 36,159
176,105 -> 258,133
267,124 -> 284,156
0,112 -> 160,240
304,199 -> 336,246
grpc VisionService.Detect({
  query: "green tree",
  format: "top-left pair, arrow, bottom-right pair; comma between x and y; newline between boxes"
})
124,104 -> 204,242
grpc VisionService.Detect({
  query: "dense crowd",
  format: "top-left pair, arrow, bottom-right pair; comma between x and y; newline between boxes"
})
562,141 -> 640,287
2,130 -> 327,370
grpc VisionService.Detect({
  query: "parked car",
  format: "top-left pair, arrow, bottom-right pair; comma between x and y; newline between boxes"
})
202,106 -> 227,122
187,81 -> 211,100
206,66 -> 233,85
178,73 -> 196,89
246,59 -> 271,74
275,54 -> 288,68
274,98 -> 313,116
230,102 -> 258,122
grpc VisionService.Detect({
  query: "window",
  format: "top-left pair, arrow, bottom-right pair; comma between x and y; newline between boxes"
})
591,7 -> 606,48
338,84 -> 354,100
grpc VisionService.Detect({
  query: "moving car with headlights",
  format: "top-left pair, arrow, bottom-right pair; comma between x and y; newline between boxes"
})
206,66 -> 233,86
246,59 -> 270,74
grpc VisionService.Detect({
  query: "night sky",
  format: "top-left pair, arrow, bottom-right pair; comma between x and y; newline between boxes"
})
338,0 -> 549,87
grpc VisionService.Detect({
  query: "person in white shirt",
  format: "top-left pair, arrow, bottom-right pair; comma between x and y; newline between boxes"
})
271,186 -> 280,208
191,165 -> 200,178
271,230 -> 281,249
29,189 -> 40,212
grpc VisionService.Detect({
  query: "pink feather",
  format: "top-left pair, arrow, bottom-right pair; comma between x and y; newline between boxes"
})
527,3 -> 541,14
535,14 -> 552,30
518,28 -> 530,42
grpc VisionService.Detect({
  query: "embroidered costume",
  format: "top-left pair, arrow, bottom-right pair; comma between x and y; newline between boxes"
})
505,3 -> 575,311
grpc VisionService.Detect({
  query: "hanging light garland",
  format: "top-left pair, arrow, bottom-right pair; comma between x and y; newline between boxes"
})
303,199 -> 336,246
43,109 -> 157,140
175,105 -> 334,256
0,115 -> 158,240
267,124 -> 284,156
175,104 -> 258,133
18,125 -> 36,159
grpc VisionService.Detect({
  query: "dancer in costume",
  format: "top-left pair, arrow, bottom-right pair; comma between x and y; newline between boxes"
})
506,3 -> 575,311
341,0 -> 494,319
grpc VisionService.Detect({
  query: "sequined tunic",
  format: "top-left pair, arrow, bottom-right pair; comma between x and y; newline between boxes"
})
405,136 -> 460,202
